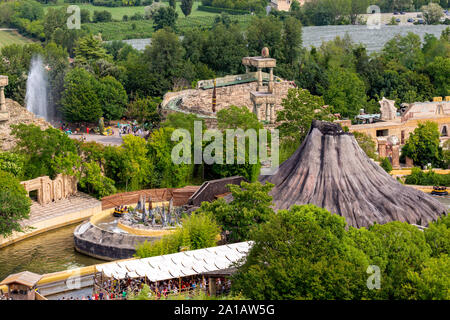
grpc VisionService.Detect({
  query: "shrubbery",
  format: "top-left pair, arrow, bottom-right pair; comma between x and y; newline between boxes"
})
404,167 -> 450,186
134,212 -> 220,258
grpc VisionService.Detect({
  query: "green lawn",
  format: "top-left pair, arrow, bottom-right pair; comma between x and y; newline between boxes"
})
43,2 -> 253,41
0,29 -> 34,48
44,2 -> 218,21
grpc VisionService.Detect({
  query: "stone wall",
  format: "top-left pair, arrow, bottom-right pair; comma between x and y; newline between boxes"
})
21,174 -> 77,205
161,81 -> 295,125
0,98 -> 50,151
74,221 -> 155,261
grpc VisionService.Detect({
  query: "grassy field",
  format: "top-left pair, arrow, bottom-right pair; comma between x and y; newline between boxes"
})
44,2 -> 219,21
43,2 -> 253,41
0,29 -> 34,48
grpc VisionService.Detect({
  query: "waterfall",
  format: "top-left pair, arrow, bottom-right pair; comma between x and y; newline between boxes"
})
25,55 -> 50,121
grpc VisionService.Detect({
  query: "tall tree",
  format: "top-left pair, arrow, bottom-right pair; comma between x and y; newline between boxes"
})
401,121 -> 443,167
0,170 -> 31,237
61,68 -> 103,123
276,88 -> 335,143
180,0 -> 193,17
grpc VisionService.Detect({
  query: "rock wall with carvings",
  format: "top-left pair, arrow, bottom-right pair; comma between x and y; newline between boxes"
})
161,81 -> 295,122
21,174 -> 78,205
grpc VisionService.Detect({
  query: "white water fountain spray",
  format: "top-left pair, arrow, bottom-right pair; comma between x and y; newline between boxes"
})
25,55 -> 49,121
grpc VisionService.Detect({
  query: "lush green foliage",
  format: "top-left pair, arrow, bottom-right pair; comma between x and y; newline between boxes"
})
11,124 -> 81,179
401,121 -> 444,167
404,167 -> 450,186
353,131 -> 377,159
276,88 -> 335,143
134,211 -> 220,258
0,170 -> 31,237
380,157 -> 393,173
194,181 -> 275,243
232,204 -> 370,299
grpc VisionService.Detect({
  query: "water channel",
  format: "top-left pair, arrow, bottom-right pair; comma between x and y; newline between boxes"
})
0,196 -> 449,282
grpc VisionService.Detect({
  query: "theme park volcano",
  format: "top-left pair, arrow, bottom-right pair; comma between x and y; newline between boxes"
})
260,120 -> 447,228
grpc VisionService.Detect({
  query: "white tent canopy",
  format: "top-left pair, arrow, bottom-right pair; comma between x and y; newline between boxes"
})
95,241 -> 253,282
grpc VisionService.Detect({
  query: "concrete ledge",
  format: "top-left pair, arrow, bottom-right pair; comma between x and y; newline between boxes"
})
117,221 -> 176,236
74,221 -> 160,261
0,202 -> 102,248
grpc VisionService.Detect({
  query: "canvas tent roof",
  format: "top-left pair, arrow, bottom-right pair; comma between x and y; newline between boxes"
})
0,271 -> 42,287
96,242 -> 252,282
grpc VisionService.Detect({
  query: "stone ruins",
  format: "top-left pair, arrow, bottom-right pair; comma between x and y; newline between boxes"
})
20,174 -> 78,205
161,50 -> 295,127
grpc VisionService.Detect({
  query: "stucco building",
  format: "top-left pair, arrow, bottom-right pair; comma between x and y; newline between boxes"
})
270,0 -> 308,11
345,97 -> 450,167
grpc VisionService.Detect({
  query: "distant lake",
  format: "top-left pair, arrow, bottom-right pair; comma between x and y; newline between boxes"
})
112,25 -> 449,53
302,25 -> 449,53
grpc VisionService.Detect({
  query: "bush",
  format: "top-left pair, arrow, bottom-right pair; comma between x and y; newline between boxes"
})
134,212 -> 220,258
380,157 -> 393,173
404,167 -> 450,186
197,5 -> 250,15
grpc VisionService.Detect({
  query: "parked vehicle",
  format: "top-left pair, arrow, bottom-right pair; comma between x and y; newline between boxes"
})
407,18 -> 414,23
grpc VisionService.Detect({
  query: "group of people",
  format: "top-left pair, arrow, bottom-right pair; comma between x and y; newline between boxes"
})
93,274 -> 232,300
0,290 -> 11,300
118,122 -> 145,138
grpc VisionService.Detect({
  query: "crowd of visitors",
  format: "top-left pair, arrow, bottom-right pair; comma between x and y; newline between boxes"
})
0,290 -> 11,300
92,274 -> 231,300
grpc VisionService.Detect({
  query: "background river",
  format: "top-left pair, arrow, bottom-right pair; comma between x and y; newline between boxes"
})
114,25 -> 449,53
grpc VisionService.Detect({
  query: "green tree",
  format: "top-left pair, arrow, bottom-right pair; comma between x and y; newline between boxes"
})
232,204 -> 369,299
180,0 -> 193,16
194,181 -> 275,243
216,105 -> 263,131
0,170 -> 32,237
147,127 -> 191,188
353,131 -> 377,159
276,88 -> 335,143
121,135 -> 154,190
61,68 -> 103,123
424,214 -> 450,257
135,211 -> 220,257
78,161 -> 116,198
74,35 -> 111,66
401,121 -> 443,167
144,28 -> 185,84
380,157 -> 393,173
153,7 -> 178,31
126,96 -> 161,126
11,124 -> 80,179
0,152 -> 25,178
421,2 -> 444,25
246,16 -> 283,58
98,76 -> 128,121
404,254 -> 450,300
351,221 -> 432,299
281,16 -> 303,66
322,66 -> 368,118
427,57 -> 450,97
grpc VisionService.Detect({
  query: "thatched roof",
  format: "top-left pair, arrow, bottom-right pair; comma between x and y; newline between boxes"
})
260,120 -> 446,228
0,271 -> 42,287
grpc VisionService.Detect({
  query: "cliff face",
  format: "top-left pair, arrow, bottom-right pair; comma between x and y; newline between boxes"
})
0,98 -> 50,151
260,120 -> 446,228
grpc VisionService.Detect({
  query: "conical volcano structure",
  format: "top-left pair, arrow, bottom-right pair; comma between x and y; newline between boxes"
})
260,120 -> 446,228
